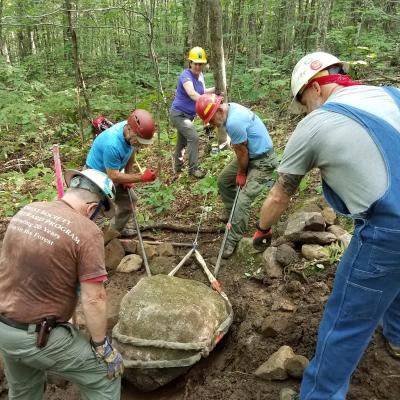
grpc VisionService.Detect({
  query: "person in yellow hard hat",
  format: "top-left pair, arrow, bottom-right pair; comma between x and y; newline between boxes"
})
170,46 -> 216,178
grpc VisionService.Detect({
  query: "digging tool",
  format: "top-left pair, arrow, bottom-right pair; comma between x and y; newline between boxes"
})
214,186 -> 241,278
135,159 -> 144,174
127,188 -> 151,277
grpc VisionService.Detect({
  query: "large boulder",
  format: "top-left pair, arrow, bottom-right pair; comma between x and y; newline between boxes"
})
113,275 -> 233,391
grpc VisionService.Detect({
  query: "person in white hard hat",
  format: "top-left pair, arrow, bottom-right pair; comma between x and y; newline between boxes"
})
253,51 -> 400,399
0,169 -> 123,400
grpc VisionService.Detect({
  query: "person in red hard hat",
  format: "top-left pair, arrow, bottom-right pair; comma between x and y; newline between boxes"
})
196,93 -> 278,258
86,109 -> 157,232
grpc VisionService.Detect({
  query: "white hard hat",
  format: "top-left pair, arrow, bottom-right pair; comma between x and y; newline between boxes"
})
290,52 -> 345,114
64,169 -> 116,217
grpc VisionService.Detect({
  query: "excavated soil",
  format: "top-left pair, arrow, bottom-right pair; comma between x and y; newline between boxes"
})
1,231 -> 399,400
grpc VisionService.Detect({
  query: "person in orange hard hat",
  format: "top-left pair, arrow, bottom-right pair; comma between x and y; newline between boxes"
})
86,109 -> 157,232
170,46 -> 216,178
196,93 -> 278,258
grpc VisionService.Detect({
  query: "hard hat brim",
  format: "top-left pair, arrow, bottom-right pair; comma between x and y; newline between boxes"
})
136,135 -> 154,145
189,59 -> 207,64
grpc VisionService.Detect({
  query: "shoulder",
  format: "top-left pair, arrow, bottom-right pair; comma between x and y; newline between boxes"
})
180,69 -> 193,83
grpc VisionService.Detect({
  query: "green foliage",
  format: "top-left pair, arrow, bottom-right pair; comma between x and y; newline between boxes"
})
137,180 -> 176,214
193,175 -> 218,196
0,165 -> 57,217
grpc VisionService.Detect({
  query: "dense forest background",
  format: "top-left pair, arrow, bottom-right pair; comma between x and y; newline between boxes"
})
0,0 -> 399,219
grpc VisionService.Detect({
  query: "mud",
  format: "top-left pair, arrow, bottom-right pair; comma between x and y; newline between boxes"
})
1,236 -> 400,400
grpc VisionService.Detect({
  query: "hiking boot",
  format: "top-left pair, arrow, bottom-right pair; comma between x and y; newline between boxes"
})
222,243 -> 236,259
280,388 -> 299,400
385,339 -> 400,359
218,209 -> 231,223
190,169 -> 205,179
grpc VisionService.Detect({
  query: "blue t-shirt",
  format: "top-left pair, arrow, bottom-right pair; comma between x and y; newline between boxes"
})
171,69 -> 205,118
86,121 -> 134,172
225,103 -> 273,159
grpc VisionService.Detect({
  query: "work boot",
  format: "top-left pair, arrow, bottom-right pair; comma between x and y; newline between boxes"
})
385,339 -> 400,359
222,242 -> 236,259
218,208 -> 231,223
280,388 -> 299,400
190,169 -> 205,179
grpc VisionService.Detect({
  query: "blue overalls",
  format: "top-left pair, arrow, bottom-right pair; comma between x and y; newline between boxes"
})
300,87 -> 400,400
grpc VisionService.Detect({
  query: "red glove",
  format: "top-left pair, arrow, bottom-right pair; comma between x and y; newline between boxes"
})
252,225 -> 272,251
236,172 -> 247,188
140,168 -> 157,183
122,183 -> 136,189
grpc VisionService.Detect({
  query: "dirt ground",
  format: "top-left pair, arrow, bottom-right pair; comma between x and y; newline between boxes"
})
1,228 -> 398,400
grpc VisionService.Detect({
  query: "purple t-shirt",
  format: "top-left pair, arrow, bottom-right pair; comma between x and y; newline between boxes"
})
171,69 -> 205,118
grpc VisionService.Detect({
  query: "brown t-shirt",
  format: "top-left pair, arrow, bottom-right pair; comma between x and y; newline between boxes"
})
0,200 -> 107,323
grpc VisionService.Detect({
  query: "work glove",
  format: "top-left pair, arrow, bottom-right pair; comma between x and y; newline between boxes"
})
91,336 -> 124,379
140,168 -> 157,183
122,182 -> 136,189
236,172 -> 247,188
253,224 -> 273,251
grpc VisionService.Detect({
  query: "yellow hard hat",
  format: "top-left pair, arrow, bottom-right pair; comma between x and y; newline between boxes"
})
188,47 -> 207,64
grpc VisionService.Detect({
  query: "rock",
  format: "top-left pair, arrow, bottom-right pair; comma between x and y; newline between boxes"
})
120,239 -> 137,254
286,231 -> 337,245
103,228 -> 121,245
105,239 -> 125,270
114,275 -> 232,391
301,244 -> 327,260
157,243 -> 175,257
280,388 -> 298,400
261,314 -> 290,338
327,225 -> 352,248
284,212 -> 325,241
276,244 -> 300,266
116,254 -> 143,273
137,243 -> 158,260
271,297 -> 296,312
263,247 -> 283,278
284,354 -> 309,378
254,346 -> 295,381
321,207 -> 336,225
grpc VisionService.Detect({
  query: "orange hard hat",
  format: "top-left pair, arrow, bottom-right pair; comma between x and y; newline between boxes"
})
195,94 -> 223,124
127,109 -> 156,144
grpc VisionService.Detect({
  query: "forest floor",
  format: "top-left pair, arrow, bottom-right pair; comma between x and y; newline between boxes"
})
1,114 -> 400,400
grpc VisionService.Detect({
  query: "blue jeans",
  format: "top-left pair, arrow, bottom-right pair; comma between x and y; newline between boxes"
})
300,224 -> 400,399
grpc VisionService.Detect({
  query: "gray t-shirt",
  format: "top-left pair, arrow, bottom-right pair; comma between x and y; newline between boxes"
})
278,85 -> 400,214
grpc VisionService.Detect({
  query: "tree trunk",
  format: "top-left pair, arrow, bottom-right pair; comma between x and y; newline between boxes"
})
316,0 -> 332,50
65,0 -> 91,139
207,0 -> 227,144
191,0 -> 209,50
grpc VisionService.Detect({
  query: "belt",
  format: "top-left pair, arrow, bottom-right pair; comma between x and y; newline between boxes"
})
250,149 -> 273,161
0,314 -> 41,332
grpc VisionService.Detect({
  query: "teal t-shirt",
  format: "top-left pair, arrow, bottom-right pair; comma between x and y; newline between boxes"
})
86,121 -> 134,172
225,103 -> 273,158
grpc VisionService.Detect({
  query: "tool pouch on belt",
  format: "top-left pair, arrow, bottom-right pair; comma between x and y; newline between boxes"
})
36,316 -> 57,348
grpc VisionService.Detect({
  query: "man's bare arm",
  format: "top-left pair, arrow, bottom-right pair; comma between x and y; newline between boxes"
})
231,142 -> 249,174
259,173 -> 303,229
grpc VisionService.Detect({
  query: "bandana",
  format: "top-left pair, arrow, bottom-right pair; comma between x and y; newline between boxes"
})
303,74 -> 361,93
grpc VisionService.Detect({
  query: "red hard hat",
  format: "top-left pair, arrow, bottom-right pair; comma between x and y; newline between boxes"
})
127,109 -> 156,144
196,94 -> 223,124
